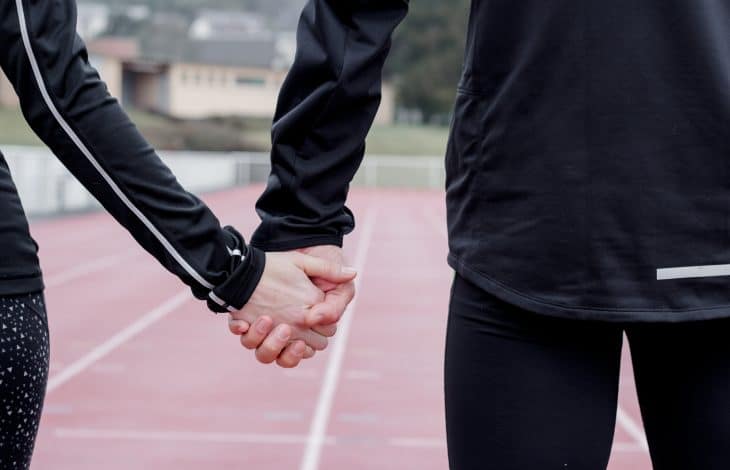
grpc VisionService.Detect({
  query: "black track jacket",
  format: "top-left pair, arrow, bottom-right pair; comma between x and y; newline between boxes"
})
0,0 -> 265,313
253,0 -> 730,322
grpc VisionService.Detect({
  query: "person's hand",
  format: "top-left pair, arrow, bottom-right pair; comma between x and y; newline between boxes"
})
229,251 -> 356,353
229,316 -> 317,368
297,245 -> 357,326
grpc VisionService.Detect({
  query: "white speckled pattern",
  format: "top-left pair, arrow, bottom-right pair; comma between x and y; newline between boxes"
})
0,293 -> 49,470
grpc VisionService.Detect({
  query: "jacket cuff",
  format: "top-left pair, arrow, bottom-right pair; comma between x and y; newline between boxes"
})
207,246 -> 266,313
250,234 -> 344,252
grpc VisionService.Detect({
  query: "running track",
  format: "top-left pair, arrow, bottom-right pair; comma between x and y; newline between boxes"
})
28,186 -> 652,469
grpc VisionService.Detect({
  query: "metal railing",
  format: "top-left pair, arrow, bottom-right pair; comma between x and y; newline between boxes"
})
2,145 -> 445,217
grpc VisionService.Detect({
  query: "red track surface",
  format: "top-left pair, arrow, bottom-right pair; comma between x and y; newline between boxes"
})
28,186 -> 652,469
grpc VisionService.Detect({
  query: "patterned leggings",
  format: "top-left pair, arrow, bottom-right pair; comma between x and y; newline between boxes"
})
0,293 -> 49,470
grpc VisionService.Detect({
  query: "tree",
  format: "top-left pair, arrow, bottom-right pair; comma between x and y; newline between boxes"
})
386,0 -> 470,122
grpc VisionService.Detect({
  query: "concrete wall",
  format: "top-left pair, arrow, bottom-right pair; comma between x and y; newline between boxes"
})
167,63 -> 286,119
0,71 -> 19,108
3,146 -> 444,217
95,57 -> 124,100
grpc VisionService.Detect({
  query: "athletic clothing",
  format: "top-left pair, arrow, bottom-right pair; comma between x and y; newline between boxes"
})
0,0 -> 264,312
256,0 -> 730,321
0,293 -> 49,470
445,273 -> 730,469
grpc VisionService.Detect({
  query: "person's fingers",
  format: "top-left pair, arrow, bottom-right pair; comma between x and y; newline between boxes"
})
276,340 -> 307,368
294,327 -> 329,351
305,282 -> 356,326
240,316 -> 273,350
312,277 -> 338,293
294,253 -> 357,284
313,324 -> 337,337
228,318 -> 250,335
256,324 -> 292,364
304,346 -> 316,359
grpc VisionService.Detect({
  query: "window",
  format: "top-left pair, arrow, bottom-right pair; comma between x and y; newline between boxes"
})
235,76 -> 266,87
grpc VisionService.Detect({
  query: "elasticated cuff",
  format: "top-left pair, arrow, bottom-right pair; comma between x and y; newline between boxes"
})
250,234 -> 344,252
207,246 -> 266,313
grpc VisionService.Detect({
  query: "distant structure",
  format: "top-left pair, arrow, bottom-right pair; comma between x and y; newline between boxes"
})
0,73 -> 18,108
189,10 -> 269,40
0,7 -> 395,124
76,3 -> 111,40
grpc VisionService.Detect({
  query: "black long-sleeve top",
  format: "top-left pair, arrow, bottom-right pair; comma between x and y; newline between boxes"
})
253,0 -> 730,322
0,0 -> 265,313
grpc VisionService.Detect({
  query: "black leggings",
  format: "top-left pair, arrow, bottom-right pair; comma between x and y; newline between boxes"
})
0,293 -> 49,470
445,274 -> 730,470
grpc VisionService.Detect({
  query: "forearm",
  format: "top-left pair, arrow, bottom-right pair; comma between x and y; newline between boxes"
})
0,0 -> 263,311
251,0 -> 409,251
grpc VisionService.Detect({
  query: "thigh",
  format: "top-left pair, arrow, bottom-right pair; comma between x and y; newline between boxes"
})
627,319 -> 730,470
0,292 -> 50,470
444,274 -> 623,470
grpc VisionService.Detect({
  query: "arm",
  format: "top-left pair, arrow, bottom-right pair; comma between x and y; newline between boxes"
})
0,0 -> 264,313
251,0 -> 409,251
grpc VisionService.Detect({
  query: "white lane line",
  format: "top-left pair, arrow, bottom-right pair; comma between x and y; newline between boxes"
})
612,442 -> 647,453
46,291 -> 190,393
299,209 -> 378,470
44,249 -> 138,288
55,428 -> 335,445
616,406 -> 649,452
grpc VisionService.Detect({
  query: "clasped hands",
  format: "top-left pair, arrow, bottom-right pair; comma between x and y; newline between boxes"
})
226,245 -> 356,368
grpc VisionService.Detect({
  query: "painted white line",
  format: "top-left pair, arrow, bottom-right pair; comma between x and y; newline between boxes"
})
55,428 -> 336,445
44,249 -> 138,288
46,291 -> 190,393
299,209 -> 378,470
657,264 -> 730,280
616,406 -> 649,452
612,442 -> 647,453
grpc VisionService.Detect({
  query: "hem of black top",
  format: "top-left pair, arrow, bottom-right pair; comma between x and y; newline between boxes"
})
447,253 -> 730,323
0,275 -> 45,297
250,234 -> 344,252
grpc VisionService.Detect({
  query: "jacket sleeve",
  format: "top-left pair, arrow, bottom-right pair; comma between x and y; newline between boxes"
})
0,0 -> 264,313
250,0 -> 408,251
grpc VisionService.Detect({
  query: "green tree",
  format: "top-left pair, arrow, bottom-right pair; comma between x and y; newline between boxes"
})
387,0 -> 470,122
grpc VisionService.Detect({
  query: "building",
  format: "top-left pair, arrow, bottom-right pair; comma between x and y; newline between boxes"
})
76,3 -> 111,40
0,72 -> 18,108
189,10 -> 268,40
0,31 -> 396,125
87,33 -> 396,124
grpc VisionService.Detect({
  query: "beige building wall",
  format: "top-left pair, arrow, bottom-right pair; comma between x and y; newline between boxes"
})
168,63 -> 286,119
97,57 -> 123,100
375,82 -> 396,125
0,71 -> 19,108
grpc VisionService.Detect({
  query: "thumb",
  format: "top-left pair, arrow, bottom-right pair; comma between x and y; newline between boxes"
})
297,254 -> 357,283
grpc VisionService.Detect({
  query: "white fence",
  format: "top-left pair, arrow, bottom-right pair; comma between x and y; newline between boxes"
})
2,146 -> 445,217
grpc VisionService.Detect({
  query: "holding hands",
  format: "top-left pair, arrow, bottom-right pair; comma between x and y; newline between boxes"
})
227,245 -> 356,368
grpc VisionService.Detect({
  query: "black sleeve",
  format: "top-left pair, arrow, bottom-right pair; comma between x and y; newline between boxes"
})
0,0 -> 264,313
250,0 -> 409,251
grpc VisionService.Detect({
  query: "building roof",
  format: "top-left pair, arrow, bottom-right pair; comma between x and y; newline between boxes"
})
138,35 -> 276,69
87,37 -> 139,60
